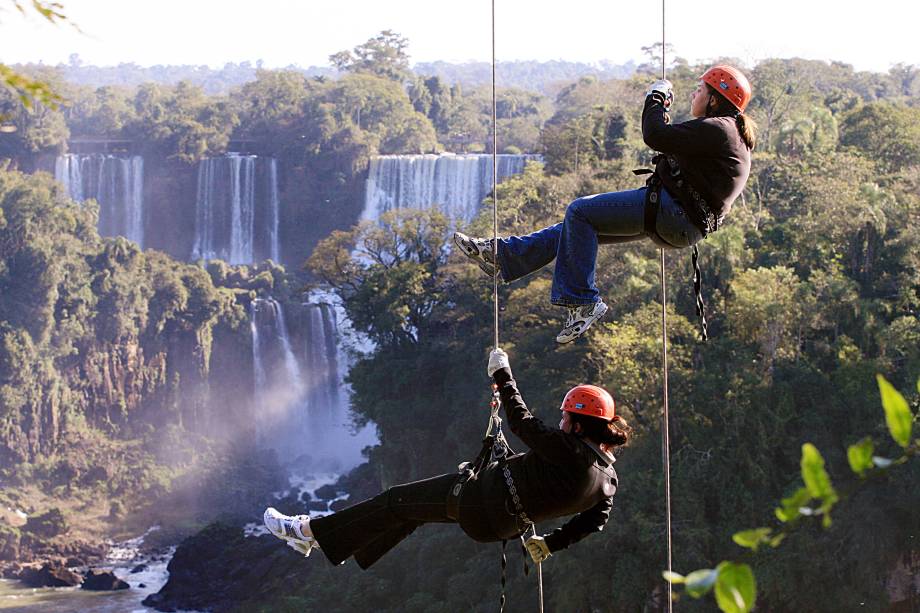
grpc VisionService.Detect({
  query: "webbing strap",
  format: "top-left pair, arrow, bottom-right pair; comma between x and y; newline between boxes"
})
691,245 -> 709,341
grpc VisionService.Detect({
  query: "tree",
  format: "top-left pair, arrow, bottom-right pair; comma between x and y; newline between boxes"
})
306,208 -> 450,348
840,101 -> 920,172
330,30 -> 412,83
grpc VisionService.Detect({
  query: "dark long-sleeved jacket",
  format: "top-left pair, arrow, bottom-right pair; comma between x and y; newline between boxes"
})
458,367 -> 618,552
641,94 -> 751,226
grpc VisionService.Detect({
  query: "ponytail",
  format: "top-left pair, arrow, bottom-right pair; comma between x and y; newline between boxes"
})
705,84 -> 757,150
735,114 -> 757,150
570,413 -> 632,448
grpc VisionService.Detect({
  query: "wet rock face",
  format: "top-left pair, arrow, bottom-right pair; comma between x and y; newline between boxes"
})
19,561 -> 83,587
82,568 -> 130,590
143,522 -> 307,613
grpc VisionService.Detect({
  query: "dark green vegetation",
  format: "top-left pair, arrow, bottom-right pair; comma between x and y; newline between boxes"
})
0,167 -> 288,562
1,30 -> 919,610
294,59 -> 920,612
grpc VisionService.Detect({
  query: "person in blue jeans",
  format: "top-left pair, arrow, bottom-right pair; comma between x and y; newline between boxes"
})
456,66 -> 756,343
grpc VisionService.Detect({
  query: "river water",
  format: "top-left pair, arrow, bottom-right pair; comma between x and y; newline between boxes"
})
0,529 -> 183,613
0,473 -> 349,612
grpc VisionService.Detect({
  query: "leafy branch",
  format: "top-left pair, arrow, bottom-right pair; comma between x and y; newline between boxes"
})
664,374 -> 919,613
1,1 -> 74,115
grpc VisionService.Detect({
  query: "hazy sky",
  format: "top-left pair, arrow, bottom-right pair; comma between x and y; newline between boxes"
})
0,0 -> 916,73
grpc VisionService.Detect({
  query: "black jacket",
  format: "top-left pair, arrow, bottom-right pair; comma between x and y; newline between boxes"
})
458,367 -> 618,552
641,94 -> 751,228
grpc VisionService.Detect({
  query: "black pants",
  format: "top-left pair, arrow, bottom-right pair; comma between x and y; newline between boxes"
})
311,473 -> 486,569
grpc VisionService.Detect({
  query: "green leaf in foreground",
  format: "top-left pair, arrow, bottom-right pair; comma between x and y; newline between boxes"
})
715,562 -> 756,613
877,374 -> 912,448
801,443 -> 837,504
847,437 -> 874,476
662,570 -> 685,584
775,486 -> 811,523
685,568 -> 718,598
732,527 -> 772,551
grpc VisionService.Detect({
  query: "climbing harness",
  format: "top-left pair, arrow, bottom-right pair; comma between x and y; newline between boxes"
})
633,158 -> 710,342
446,386 -> 541,612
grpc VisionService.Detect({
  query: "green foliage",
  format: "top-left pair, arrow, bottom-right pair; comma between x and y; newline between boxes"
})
714,562 -> 757,613
125,81 -> 238,162
840,102 -> 920,172
307,209 -> 449,347
330,30 -> 412,83
0,168 -> 243,462
876,374 -> 913,447
846,437 -> 874,476
669,376 -> 917,612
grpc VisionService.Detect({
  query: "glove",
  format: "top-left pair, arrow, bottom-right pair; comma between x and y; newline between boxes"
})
487,348 -> 510,377
647,78 -> 673,108
524,535 -> 551,563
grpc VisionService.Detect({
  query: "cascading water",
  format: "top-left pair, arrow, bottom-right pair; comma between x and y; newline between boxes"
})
54,154 -> 145,247
362,153 -> 541,224
250,296 -> 375,473
192,154 -> 280,265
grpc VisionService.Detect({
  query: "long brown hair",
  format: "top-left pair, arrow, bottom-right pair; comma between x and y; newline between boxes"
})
569,413 -> 632,448
705,84 -> 757,150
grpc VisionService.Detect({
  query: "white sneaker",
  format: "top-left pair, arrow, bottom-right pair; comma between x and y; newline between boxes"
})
556,301 -> 608,344
453,231 -> 498,278
263,507 -> 318,557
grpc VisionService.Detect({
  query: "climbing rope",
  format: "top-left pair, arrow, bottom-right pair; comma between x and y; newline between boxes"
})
658,0 -> 675,611
490,2 -> 544,611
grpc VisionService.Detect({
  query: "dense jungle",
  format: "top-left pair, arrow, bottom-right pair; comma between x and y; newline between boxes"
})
1,28 -> 919,613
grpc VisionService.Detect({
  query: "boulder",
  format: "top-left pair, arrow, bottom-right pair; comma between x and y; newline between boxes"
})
20,562 -> 83,587
82,569 -> 129,591
23,508 -> 68,539
143,522 -> 304,612
130,563 -> 148,574
314,484 -> 339,500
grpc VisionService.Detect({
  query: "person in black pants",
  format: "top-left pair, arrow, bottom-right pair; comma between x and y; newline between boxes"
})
263,348 -> 631,568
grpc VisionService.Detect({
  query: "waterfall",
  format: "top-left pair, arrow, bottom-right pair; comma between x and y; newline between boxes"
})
250,295 -> 375,471
54,154 -> 145,247
191,154 -> 280,265
267,158 -> 280,263
362,153 -> 541,224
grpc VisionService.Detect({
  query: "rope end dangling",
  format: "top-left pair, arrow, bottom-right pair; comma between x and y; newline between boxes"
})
691,245 -> 709,342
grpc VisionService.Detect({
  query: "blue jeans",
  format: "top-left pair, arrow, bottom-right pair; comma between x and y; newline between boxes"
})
495,188 -> 703,306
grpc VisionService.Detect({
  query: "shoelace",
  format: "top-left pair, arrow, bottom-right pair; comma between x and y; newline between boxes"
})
564,307 -> 578,327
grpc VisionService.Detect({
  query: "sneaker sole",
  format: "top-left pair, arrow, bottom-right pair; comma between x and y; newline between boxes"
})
454,233 -> 497,277
264,509 -> 314,546
556,303 -> 608,344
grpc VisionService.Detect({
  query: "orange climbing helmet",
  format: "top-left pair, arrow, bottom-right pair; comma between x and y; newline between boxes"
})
700,64 -> 752,112
560,385 -> 616,421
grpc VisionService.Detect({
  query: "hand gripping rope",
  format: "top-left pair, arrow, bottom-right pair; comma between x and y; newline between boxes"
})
490,2 -> 544,611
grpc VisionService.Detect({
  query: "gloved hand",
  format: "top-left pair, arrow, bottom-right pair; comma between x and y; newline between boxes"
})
487,348 -> 510,377
524,535 -> 551,563
647,78 -> 673,108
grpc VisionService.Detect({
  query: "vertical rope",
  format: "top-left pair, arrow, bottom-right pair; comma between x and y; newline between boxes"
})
659,1 -> 674,612
491,4 -> 543,611
491,0 -> 500,352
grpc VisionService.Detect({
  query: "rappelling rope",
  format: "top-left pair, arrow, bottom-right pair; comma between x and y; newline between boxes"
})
490,2 -> 543,612
659,0 -> 674,611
